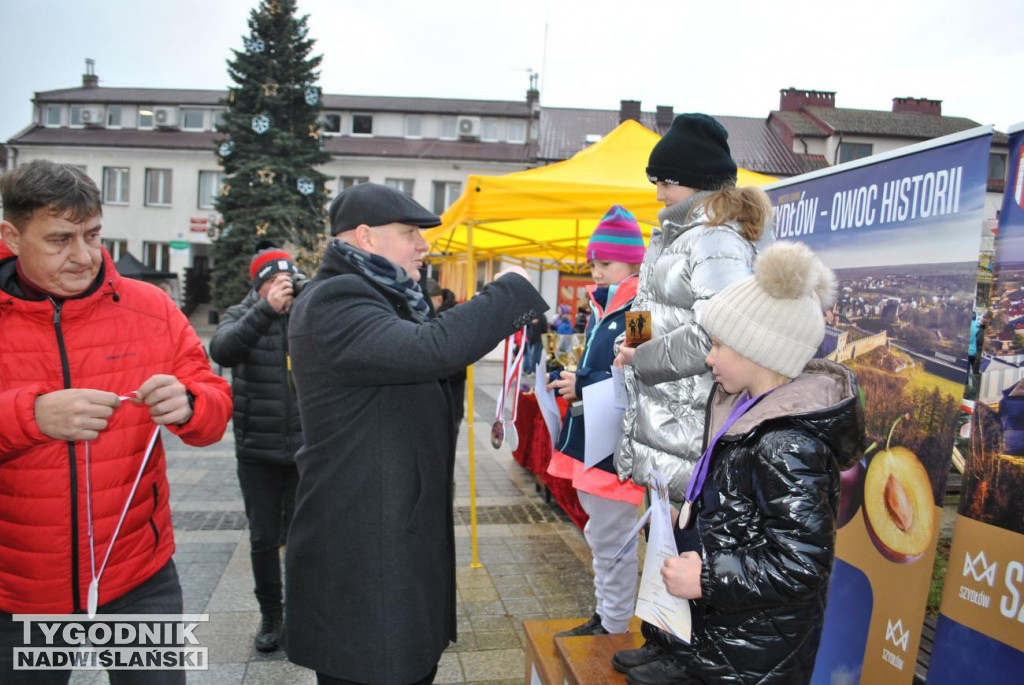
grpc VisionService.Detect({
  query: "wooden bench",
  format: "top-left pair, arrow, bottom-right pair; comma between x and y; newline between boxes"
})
913,614 -> 939,684
523,617 -> 643,685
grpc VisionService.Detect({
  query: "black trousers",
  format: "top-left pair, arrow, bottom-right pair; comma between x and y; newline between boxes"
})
0,560 -> 185,685
237,460 -> 299,613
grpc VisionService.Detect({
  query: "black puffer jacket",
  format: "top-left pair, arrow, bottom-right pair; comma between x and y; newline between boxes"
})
209,291 -> 302,465
673,359 -> 865,683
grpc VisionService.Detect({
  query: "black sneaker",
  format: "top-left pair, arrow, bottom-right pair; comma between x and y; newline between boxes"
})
612,639 -> 665,673
554,613 -> 608,637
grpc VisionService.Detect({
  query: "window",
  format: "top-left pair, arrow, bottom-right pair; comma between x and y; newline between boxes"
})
321,113 -> 341,134
198,170 -> 225,209
507,120 -> 527,143
70,106 -> 84,127
102,167 -> 130,205
45,105 -> 61,127
145,169 -> 173,207
138,109 -> 154,129
106,106 -> 122,128
385,178 -> 415,196
989,153 -> 1007,183
440,116 -> 457,140
181,109 -> 204,131
405,115 -> 422,138
143,241 -> 171,271
432,181 -> 461,213
339,176 -> 368,192
101,238 -> 127,261
838,142 -> 872,164
352,114 -> 373,135
481,119 -> 500,142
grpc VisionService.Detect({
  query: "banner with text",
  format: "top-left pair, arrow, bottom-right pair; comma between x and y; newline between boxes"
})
763,128 -> 993,684
927,122 -> 1024,682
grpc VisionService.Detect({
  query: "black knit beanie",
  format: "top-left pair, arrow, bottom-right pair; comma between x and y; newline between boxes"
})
646,113 -> 738,190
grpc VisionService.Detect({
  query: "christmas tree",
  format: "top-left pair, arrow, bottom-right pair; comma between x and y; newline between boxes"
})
212,0 -> 332,310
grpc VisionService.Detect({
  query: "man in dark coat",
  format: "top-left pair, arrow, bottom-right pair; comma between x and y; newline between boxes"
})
285,183 -> 547,685
209,242 -> 302,653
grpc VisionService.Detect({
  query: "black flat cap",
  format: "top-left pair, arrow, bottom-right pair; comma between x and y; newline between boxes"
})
329,182 -> 442,235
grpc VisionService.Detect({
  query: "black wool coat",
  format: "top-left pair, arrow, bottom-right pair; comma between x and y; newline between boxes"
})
209,291 -> 302,465
671,360 -> 866,684
284,246 -> 546,683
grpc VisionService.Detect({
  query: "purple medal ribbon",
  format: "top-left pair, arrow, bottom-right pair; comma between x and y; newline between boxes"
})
679,390 -> 771,529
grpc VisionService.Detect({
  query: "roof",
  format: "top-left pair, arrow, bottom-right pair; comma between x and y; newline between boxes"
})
769,110 -> 829,137
33,86 -> 531,117
791,106 -> 1007,143
8,126 -> 532,163
8,126 -> 219,151
324,136 -> 532,163
539,108 -> 812,177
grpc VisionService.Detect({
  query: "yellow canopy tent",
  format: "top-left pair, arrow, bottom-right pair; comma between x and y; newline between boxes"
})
427,119 -> 776,567
425,119 -> 777,271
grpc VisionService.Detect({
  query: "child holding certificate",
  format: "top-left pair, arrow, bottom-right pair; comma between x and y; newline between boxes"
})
624,241 -> 866,685
546,205 -> 647,637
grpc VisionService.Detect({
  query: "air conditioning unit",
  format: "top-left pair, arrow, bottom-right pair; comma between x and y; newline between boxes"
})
457,116 -> 481,139
79,107 -> 104,127
153,107 -> 179,128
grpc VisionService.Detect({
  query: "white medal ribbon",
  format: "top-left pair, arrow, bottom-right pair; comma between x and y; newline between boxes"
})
84,393 -> 162,618
492,329 -> 526,450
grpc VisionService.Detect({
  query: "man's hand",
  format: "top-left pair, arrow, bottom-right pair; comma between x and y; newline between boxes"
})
133,375 -> 193,426
545,370 -> 578,401
614,343 -> 637,368
265,277 -> 295,314
35,389 -> 121,441
662,551 -> 703,599
494,266 -> 531,283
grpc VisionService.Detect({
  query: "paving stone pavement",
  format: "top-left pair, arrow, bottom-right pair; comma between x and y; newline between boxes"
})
69,359 -> 605,684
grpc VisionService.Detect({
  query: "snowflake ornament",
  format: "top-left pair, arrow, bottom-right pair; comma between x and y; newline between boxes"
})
304,87 -> 319,106
297,177 -> 315,196
251,114 -> 271,134
298,25 -> 308,39
218,141 -> 234,157
246,38 -> 265,54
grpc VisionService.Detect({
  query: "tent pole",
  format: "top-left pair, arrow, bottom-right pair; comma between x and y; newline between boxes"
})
465,222 -> 482,569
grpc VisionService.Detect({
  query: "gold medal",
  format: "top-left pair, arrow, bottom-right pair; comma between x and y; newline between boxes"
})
490,420 -> 505,449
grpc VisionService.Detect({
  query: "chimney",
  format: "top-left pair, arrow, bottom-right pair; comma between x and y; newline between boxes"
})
892,97 -> 942,116
82,58 -> 98,89
526,88 -> 540,114
619,99 -> 642,124
655,105 -> 674,133
779,88 -> 835,111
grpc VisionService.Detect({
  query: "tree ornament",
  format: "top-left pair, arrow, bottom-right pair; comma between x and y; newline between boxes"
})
246,37 -> 265,53
256,168 -> 276,185
218,141 -> 234,157
262,81 -> 279,97
251,114 -> 271,134
298,25 -> 308,39
308,123 -> 320,139
219,183 -> 231,196
256,222 -> 270,236
297,177 -> 315,195
304,86 -> 319,106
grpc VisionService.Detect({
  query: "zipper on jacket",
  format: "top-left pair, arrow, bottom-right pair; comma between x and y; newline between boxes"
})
52,299 -> 82,612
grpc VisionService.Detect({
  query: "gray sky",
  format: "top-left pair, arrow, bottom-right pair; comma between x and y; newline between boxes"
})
1,0 -> 1021,143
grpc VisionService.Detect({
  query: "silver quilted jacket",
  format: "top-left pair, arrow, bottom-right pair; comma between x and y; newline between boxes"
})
614,192 -> 760,501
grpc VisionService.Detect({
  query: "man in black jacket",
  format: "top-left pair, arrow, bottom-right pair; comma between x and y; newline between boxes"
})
285,183 -> 547,685
209,242 -> 302,653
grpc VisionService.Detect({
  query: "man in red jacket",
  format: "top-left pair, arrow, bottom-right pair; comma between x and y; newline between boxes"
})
0,160 -> 232,684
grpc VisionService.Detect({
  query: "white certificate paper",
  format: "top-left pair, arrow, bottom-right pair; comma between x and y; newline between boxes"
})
611,365 -> 628,410
634,471 -> 692,642
581,377 -> 624,468
534,360 -> 562,447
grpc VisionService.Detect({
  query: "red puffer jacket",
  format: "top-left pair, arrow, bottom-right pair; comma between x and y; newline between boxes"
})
0,245 -> 232,613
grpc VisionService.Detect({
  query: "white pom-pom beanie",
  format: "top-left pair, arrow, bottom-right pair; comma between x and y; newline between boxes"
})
698,241 -> 837,379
